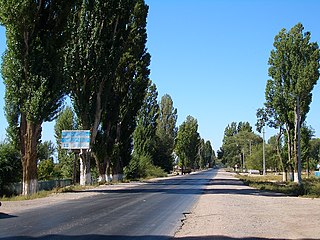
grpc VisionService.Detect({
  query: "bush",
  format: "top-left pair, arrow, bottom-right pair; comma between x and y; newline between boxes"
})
125,155 -> 167,180
0,142 -> 21,196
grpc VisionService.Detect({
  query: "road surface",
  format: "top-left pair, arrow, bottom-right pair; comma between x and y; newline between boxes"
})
0,170 -> 217,240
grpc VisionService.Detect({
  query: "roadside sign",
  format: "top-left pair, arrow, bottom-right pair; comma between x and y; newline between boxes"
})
61,130 -> 90,150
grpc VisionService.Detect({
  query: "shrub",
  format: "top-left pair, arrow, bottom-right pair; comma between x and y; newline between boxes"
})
125,155 -> 167,180
0,142 -> 21,196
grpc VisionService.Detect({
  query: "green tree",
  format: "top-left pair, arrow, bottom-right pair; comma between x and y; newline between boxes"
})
65,0 -> 135,185
309,138 -> 320,171
133,81 -> 159,160
266,23 -> 320,184
221,122 -> 262,169
175,116 -> 200,173
38,159 -> 55,181
65,0 -> 150,184
0,141 -> 21,196
38,141 -> 55,162
91,0 -> 150,182
127,81 -> 158,179
198,139 -> 214,169
54,106 -> 78,180
300,125 -> 314,176
0,0 -> 73,194
154,94 -> 178,172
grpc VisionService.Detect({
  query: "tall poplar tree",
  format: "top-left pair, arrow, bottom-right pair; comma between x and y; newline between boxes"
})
90,0 -> 150,182
154,94 -> 178,172
65,0 -> 139,185
0,0 -> 73,194
133,81 -> 159,159
265,23 -> 319,184
175,116 -> 200,173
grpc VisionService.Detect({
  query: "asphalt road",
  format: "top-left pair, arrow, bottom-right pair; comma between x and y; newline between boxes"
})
0,169 -> 217,240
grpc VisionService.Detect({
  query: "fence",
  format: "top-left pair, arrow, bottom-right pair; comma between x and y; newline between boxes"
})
9,179 -> 73,195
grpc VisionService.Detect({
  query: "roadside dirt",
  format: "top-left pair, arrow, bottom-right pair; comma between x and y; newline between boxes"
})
174,170 -> 320,239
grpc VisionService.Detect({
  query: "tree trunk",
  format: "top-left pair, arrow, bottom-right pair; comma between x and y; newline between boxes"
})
286,127 -> 294,181
112,123 -> 124,181
289,164 -> 294,182
276,131 -> 287,182
97,160 -> 107,183
113,156 -> 124,181
21,119 -> 42,195
73,150 -> 80,184
106,155 -> 112,182
294,96 -> 302,185
79,149 -> 91,185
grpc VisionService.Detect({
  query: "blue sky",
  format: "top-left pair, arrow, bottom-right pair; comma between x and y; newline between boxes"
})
1,0 -> 320,152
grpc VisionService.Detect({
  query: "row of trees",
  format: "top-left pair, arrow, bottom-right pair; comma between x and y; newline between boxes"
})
0,0 -> 215,196
220,23 -> 320,185
0,0 -> 152,195
175,116 -> 215,172
257,23 -> 320,184
219,122 -> 319,179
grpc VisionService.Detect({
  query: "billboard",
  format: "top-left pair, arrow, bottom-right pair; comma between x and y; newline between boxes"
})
61,130 -> 90,150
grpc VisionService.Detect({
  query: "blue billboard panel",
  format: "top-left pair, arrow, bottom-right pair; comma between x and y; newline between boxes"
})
61,130 -> 90,150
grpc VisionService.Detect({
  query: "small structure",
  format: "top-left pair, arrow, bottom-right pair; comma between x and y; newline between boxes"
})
61,130 -> 90,185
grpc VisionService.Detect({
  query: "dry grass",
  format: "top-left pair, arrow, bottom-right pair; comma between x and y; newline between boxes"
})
238,174 -> 320,197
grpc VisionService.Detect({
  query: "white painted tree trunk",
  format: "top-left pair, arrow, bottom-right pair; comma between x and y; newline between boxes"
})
23,179 -> 38,195
113,174 -> 124,182
80,157 -> 91,186
98,174 -> 106,183
107,174 -> 112,182
282,171 -> 287,182
98,174 -> 113,183
294,172 -> 300,184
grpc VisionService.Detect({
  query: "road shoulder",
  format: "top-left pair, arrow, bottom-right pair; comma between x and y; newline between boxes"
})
174,169 -> 320,239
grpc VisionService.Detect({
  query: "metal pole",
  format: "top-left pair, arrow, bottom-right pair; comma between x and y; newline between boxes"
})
263,128 -> 266,175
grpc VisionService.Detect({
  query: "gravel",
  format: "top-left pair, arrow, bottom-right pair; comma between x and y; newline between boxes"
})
174,169 -> 320,239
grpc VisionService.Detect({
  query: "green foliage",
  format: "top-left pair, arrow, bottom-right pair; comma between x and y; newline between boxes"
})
0,141 -> 21,196
260,23 -> 320,183
246,143 -> 279,171
175,116 -> 200,170
37,141 -> 55,162
0,0 -> 73,123
133,81 -> 159,159
65,0 -> 151,180
309,138 -> 320,170
37,140 -> 61,180
154,94 -> 178,172
54,106 -> 78,179
38,159 -> 60,181
198,140 -> 215,169
124,155 -> 166,180
221,122 -> 262,168
0,0 -> 74,194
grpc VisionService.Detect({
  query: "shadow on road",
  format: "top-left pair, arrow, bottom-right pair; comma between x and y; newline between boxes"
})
1,235 -> 317,240
73,176 -> 285,198
0,213 -> 17,219
72,178 -> 210,195
204,178 -> 285,197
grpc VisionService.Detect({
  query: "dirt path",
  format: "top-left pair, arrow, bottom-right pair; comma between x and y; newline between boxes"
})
174,169 -> 320,239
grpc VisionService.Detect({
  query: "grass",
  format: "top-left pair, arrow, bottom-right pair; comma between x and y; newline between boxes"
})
238,174 -> 320,197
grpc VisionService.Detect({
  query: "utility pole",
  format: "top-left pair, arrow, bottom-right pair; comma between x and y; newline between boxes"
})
263,128 -> 266,175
